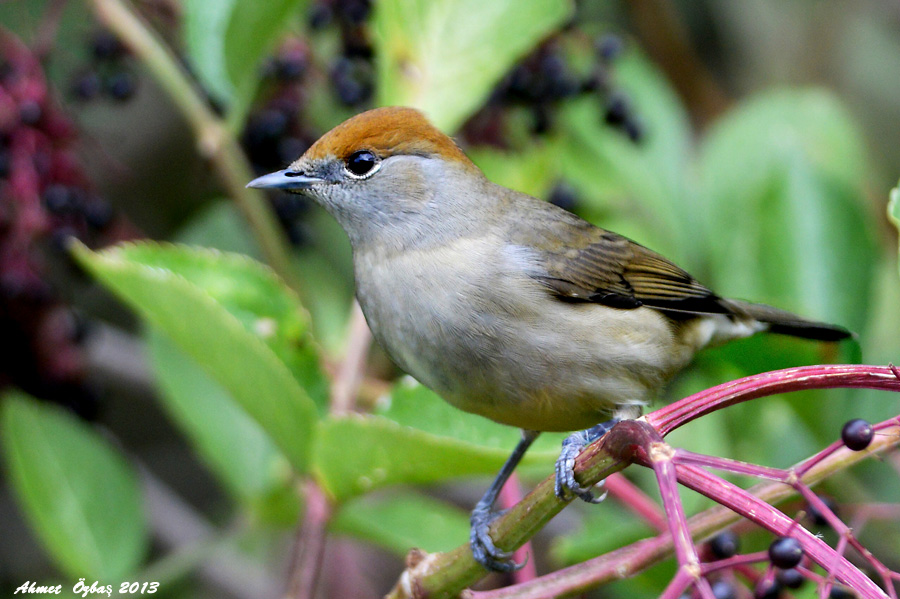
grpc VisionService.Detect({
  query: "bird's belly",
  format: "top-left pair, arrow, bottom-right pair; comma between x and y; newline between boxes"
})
354,243 -> 696,432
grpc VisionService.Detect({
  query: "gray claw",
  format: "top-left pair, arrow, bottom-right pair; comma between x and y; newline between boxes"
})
554,421 -> 617,503
470,505 -> 523,572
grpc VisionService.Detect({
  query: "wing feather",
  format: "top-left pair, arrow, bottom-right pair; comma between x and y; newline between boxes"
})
523,217 -> 729,315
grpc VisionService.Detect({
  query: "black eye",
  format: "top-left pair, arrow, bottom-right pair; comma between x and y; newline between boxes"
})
346,150 -> 378,176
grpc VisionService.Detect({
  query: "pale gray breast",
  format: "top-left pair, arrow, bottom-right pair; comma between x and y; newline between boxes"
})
353,237 -> 532,398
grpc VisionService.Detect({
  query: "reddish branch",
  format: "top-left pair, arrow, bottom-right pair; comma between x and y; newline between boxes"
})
391,365 -> 900,599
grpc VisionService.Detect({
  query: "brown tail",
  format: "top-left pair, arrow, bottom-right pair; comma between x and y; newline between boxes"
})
730,300 -> 853,342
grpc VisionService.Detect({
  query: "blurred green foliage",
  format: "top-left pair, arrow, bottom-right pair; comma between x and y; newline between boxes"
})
1,0 -> 899,597
1,393 -> 146,580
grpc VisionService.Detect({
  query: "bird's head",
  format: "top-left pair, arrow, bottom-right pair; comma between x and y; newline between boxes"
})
247,107 -> 484,245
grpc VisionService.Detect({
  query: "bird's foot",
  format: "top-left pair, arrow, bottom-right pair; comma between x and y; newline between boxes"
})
470,501 -> 524,572
554,419 -> 619,503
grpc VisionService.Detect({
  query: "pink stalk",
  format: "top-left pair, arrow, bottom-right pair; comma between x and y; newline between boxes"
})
423,367 -> 900,599
658,568 -> 696,599
613,419 -> 890,597
700,551 -> 769,575
648,365 -> 900,435
669,459 -> 887,597
795,484 -> 898,598
650,443 -> 716,599
674,449 -> 788,481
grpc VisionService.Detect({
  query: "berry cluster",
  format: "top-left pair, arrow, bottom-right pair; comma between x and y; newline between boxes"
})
308,0 -> 375,107
464,33 -> 641,145
695,518 -> 859,599
70,28 -> 138,103
242,1 -> 378,246
242,38 -> 318,246
0,31 -> 134,417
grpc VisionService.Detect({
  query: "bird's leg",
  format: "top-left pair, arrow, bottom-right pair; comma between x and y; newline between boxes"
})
554,419 -> 619,503
470,429 -> 539,572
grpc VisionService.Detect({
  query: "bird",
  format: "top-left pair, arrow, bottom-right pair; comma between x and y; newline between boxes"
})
247,106 -> 851,571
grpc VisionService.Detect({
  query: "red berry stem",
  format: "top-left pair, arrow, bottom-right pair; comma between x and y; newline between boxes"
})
647,364 -> 900,436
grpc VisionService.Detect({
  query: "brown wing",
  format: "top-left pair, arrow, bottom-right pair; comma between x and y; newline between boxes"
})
527,219 -> 730,315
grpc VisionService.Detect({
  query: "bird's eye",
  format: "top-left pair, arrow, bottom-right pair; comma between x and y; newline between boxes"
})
346,150 -> 378,177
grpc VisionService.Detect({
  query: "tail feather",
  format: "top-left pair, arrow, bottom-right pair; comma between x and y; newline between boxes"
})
728,300 -> 853,342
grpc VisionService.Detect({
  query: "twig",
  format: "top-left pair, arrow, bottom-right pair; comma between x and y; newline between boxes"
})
285,481 -> 333,599
329,301 -> 372,415
87,0 -> 301,295
287,302 -> 374,596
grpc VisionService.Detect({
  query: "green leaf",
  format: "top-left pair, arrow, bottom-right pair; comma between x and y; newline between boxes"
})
183,0 -> 306,126
223,0 -> 307,129
544,51 -> 691,257
377,378 -> 564,453
698,90 -> 876,333
175,199 -> 262,259
182,0 -> 238,103
556,99 -> 686,262
373,0 -> 573,131
314,380 -> 563,501
331,491 -> 469,554
73,242 -> 319,473
611,49 -> 692,202
0,392 -> 146,579
146,330 -> 299,523
174,201 -> 356,355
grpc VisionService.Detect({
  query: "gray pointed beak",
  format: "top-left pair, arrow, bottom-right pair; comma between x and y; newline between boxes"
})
246,169 -> 324,190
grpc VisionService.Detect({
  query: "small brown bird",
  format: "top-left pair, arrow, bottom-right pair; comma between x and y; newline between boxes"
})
248,107 -> 850,571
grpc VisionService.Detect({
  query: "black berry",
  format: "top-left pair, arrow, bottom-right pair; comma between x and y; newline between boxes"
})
273,46 -> 308,81
623,118 -> 643,142
71,71 -> 102,101
754,580 -> 781,599
596,34 -> 624,61
768,537 -> 803,569
711,580 -> 736,599
806,495 -> 838,527
19,100 -> 42,126
775,568 -> 805,589
331,58 -> 373,107
829,586 -> 856,599
604,92 -> 629,126
841,419 -> 874,451
278,136 -> 308,165
83,200 -> 114,231
708,530 -> 740,560
338,0 -> 372,25
308,3 -> 334,29
106,71 -> 137,101
548,181 -> 579,213
91,29 -> 125,62
42,184 -> 76,214
0,150 -> 11,179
